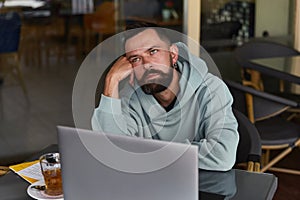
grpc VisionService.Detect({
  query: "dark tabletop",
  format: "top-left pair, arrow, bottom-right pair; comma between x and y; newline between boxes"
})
0,144 -> 277,200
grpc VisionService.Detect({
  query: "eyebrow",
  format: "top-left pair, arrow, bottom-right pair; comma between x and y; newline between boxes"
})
127,45 -> 161,60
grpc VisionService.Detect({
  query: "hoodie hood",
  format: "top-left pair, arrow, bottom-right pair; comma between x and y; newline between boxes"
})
175,42 -> 208,106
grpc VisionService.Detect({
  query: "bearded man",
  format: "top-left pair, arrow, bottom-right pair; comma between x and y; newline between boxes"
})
92,23 -> 239,171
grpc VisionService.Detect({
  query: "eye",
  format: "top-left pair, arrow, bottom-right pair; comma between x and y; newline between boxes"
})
129,57 -> 141,64
149,49 -> 158,55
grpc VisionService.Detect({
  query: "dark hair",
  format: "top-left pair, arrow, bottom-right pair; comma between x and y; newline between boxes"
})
125,21 -> 158,30
123,21 -> 171,46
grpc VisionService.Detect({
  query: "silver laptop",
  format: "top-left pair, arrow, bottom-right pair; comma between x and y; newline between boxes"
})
57,126 -> 198,200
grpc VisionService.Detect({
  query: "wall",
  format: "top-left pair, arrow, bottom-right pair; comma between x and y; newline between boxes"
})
255,0 -> 290,37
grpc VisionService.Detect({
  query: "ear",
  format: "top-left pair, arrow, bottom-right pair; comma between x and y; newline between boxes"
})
169,44 -> 179,65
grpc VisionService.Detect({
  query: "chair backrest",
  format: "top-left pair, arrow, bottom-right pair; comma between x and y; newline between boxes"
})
225,80 -> 298,122
233,108 -> 261,165
0,12 -> 21,53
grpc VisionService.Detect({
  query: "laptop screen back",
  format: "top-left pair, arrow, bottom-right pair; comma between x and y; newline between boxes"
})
57,126 -> 198,200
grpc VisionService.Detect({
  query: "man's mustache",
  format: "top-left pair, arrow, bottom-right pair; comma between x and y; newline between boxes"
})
142,69 -> 165,80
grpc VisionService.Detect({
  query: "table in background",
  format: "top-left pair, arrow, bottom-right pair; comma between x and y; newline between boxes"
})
0,144 -> 277,200
250,56 -> 300,85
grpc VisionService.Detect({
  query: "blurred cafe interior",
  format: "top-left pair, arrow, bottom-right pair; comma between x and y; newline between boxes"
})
0,0 -> 300,199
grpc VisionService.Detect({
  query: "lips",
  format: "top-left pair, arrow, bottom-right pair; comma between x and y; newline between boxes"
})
146,73 -> 160,80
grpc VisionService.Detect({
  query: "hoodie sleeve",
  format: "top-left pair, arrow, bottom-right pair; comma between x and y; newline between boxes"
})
91,94 -> 138,136
192,75 -> 239,171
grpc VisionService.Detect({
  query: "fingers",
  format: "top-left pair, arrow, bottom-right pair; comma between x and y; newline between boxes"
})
118,57 -> 134,81
107,56 -> 134,85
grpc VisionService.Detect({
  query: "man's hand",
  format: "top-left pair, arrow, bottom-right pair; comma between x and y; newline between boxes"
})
103,56 -> 134,98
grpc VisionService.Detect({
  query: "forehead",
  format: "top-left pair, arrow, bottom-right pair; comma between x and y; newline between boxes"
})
125,29 -> 168,53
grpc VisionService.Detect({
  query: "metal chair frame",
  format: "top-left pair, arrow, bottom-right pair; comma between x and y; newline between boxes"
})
226,80 -> 300,175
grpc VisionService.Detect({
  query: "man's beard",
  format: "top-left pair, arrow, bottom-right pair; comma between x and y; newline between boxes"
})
139,65 -> 173,95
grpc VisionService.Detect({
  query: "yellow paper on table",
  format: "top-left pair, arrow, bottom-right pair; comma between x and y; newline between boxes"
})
9,160 -> 43,184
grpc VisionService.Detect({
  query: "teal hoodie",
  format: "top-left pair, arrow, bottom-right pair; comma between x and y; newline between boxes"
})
92,42 -> 239,171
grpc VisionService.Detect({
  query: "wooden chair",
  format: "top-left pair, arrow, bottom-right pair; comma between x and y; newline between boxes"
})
226,80 -> 300,175
0,12 -> 27,97
83,1 -> 117,53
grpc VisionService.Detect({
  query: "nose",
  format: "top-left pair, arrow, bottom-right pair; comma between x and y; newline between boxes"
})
143,62 -> 152,70
142,56 -> 152,70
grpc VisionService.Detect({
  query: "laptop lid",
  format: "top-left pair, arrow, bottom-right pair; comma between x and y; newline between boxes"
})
57,126 -> 198,200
